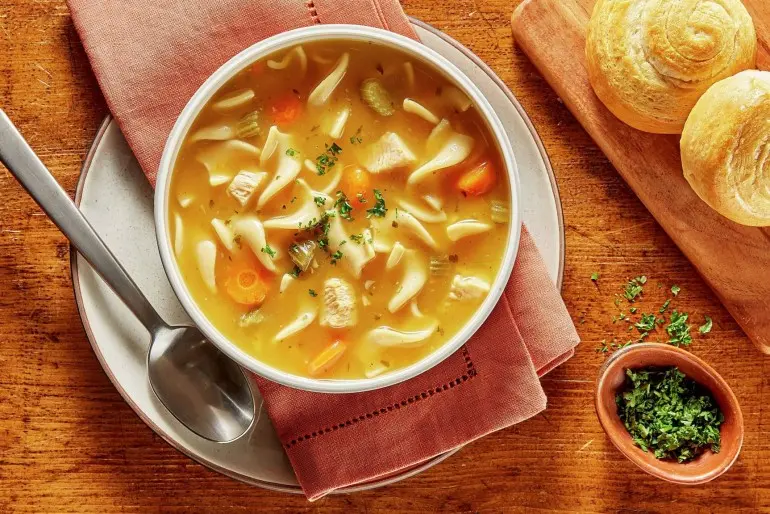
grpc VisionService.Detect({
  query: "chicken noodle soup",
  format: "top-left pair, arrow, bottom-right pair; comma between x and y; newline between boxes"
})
169,40 -> 511,379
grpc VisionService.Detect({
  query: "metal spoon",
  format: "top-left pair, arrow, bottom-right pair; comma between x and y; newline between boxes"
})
0,110 -> 255,443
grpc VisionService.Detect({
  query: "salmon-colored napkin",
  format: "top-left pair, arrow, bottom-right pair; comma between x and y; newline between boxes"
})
68,0 -> 580,500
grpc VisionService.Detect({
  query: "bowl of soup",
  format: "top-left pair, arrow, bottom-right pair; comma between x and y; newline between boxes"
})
155,25 -> 521,393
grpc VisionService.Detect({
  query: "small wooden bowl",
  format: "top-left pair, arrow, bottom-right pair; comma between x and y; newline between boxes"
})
595,343 -> 744,484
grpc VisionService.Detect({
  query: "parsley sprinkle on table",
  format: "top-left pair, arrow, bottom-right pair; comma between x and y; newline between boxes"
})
634,313 -> 656,333
616,367 -> 723,462
596,276 -> 712,355
699,315 -> 713,335
591,272 -> 600,282
667,310 -> 692,347
623,277 -> 645,302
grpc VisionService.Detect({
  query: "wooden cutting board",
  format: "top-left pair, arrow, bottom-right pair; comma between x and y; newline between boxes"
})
512,0 -> 770,354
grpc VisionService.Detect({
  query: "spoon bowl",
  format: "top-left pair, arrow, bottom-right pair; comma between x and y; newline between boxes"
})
149,325 -> 255,442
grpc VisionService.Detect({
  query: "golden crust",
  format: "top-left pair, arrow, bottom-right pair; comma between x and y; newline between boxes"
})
681,70 -> 770,227
586,0 -> 757,134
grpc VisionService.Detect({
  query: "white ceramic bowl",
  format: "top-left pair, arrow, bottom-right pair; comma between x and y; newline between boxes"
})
155,24 -> 522,393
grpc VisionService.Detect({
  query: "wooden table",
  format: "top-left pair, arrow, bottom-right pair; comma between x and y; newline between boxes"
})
1,1 -> 768,512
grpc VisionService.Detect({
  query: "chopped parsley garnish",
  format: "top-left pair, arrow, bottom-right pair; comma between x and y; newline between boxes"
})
299,211 -> 349,263
591,272 -> 600,282
290,265 -> 302,278
314,195 -> 327,207
634,313 -> 656,333
597,277 -> 711,356
366,189 -> 388,218
350,233 -> 364,244
350,126 -> 363,144
334,191 -> 354,220
285,148 -> 298,157
623,277 -> 645,302
616,367 -> 723,462
315,142 -> 342,175
596,339 -> 624,353
261,244 -> 276,258
667,310 -> 692,347
299,209 -> 364,265
356,192 -> 367,204
308,289 -> 318,297
699,315 -> 713,335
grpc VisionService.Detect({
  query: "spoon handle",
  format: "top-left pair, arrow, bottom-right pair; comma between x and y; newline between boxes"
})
0,109 -> 165,333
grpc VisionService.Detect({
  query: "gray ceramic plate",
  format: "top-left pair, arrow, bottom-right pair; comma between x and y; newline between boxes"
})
70,18 -> 565,494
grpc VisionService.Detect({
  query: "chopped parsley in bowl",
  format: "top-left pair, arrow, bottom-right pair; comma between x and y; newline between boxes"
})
616,367 -> 723,463
595,342 -> 744,484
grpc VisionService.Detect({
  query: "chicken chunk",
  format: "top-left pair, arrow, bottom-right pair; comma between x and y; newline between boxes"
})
321,278 -> 358,328
361,132 -> 417,173
448,275 -> 491,301
227,170 -> 266,207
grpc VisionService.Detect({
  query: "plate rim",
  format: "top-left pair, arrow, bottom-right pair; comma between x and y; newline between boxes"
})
69,16 -> 565,495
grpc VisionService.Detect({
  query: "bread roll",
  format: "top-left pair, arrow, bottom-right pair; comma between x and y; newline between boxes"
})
586,0 -> 757,134
681,70 -> 770,227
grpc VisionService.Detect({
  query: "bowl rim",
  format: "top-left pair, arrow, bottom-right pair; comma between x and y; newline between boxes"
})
154,24 -> 522,393
595,342 -> 744,484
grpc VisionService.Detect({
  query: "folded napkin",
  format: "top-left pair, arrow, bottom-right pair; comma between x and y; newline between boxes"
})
68,0 -> 580,500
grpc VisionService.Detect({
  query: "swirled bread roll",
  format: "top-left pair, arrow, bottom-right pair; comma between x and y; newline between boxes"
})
586,0 -> 757,134
681,70 -> 770,227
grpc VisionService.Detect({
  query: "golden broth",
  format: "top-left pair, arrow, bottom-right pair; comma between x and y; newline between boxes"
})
169,40 -> 511,380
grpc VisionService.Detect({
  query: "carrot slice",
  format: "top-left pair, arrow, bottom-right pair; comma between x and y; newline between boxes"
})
457,161 -> 496,196
225,264 -> 270,307
308,340 -> 347,376
269,92 -> 303,126
342,167 -> 371,207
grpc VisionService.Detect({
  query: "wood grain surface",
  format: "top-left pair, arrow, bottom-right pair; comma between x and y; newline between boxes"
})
512,0 -> 770,355
1,1 -> 769,512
